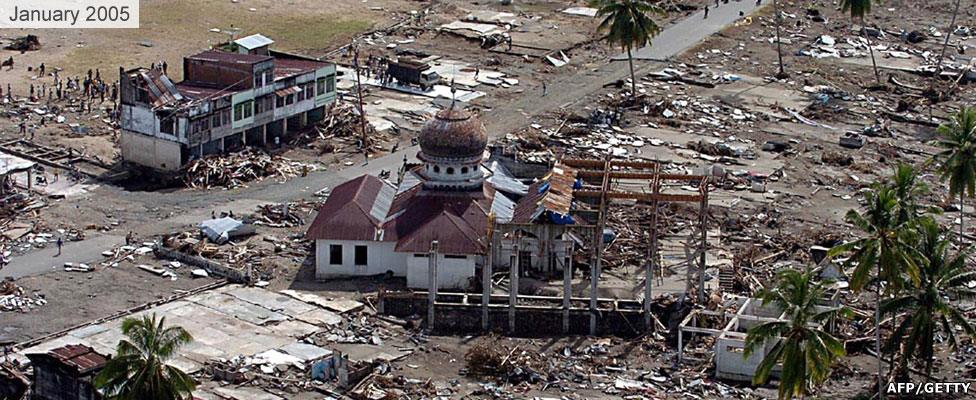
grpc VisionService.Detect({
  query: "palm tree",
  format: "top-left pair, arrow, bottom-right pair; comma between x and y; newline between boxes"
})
744,267 -> 848,400
882,217 -> 976,378
94,314 -> 196,400
591,0 -> 664,99
933,107 -> 976,239
889,163 -> 930,225
829,183 -> 919,399
772,0 -> 788,79
840,0 -> 881,86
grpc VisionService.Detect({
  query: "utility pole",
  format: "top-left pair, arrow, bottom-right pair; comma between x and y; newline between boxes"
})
353,45 -> 368,154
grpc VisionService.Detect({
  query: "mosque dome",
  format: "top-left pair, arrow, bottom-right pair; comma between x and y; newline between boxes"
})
418,106 -> 488,161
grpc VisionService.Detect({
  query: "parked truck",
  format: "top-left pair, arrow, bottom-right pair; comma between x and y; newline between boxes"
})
385,58 -> 440,91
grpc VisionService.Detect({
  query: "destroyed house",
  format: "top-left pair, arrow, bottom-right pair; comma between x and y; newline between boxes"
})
120,37 -> 337,171
26,344 -> 107,400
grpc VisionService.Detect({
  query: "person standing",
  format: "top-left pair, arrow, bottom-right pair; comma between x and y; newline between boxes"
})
542,81 -> 548,96
704,6 -> 709,19
56,237 -> 63,256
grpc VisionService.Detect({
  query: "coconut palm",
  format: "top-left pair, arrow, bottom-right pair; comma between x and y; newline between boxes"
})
94,314 -> 196,400
889,163 -> 934,225
933,107 -> 976,239
882,217 -> 976,378
829,183 -> 919,398
744,267 -> 848,400
840,0 -> 881,86
772,0 -> 788,79
590,0 -> 664,98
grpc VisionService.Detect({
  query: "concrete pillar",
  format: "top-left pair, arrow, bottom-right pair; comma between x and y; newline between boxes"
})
262,124 -> 269,146
427,240 -> 439,333
645,200 -> 659,331
698,192 -> 708,303
509,238 -> 519,334
563,242 -> 573,334
220,136 -> 226,153
300,111 -> 309,127
241,130 -> 247,147
590,229 -> 602,336
482,235 -> 493,332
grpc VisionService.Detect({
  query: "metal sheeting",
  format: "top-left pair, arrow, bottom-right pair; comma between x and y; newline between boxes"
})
485,160 -> 528,196
490,190 -> 515,223
235,34 -> 274,50
275,86 -> 301,97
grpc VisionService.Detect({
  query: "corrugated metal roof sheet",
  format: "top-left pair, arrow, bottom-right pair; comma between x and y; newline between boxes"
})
186,50 -> 273,65
44,344 -> 107,374
275,86 -> 301,97
274,57 -> 327,80
140,69 -> 184,108
490,190 -> 515,223
513,162 -> 576,223
235,34 -> 274,50
0,152 -> 34,175
485,160 -> 528,196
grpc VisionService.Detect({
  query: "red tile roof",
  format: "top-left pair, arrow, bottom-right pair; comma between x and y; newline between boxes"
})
307,174 -> 496,255
384,186 -> 495,254
306,175 -> 392,241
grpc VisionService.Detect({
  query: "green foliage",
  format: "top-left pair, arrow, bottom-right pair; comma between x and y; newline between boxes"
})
744,268 -> 848,399
590,0 -> 664,52
94,314 -> 195,400
934,107 -> 976,200
881,217 -> 976,376
828,180 -> 919,293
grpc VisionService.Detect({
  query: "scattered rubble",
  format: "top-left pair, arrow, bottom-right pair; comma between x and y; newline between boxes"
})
181,150 -> 318,189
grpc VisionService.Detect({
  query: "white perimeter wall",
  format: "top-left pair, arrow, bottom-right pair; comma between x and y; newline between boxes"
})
406,254 -> 475,290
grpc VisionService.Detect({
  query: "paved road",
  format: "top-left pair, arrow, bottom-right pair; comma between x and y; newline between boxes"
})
613,0 -> 764,61
1,234 -> 123,279
4,3 -> 768,278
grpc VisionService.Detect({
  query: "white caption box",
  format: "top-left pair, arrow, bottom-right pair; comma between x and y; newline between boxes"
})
0,0 -> 139,29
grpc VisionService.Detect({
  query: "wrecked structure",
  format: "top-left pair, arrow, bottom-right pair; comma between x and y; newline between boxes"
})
25,344 -> 107,400
307,104 -> 523,289
119,34 -> 338,171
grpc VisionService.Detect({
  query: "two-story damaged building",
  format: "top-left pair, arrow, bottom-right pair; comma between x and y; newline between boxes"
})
120,34 -> 338,171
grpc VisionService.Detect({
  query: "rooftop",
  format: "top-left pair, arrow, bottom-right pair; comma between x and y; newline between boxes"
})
185,50 -> 273,65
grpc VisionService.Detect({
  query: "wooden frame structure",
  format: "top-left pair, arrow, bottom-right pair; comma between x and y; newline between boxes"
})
565,157 -> 710,332
474,157 -> 711,335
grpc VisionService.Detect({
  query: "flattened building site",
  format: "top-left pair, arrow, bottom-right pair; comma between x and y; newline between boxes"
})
1,1 -> 976,399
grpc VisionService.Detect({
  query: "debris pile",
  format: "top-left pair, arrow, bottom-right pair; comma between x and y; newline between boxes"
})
0,279 -> 45,312
181,150 -> 317,189
253,201 -> 320,228
4,35 -> 41,52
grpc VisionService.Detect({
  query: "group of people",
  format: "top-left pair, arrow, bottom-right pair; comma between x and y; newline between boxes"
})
704,0 -> 763,19
7,63 -> 127,143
